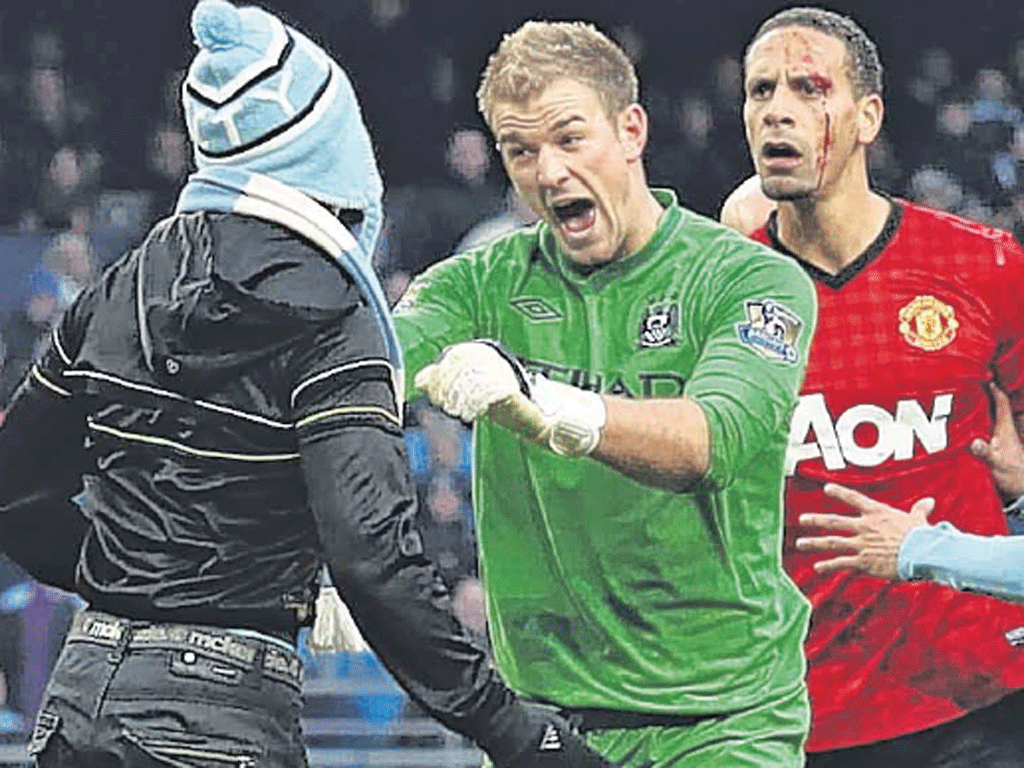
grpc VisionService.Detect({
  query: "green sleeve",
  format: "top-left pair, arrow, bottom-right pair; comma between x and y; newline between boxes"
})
392,254 -> 482,402
686,241 -> 818,488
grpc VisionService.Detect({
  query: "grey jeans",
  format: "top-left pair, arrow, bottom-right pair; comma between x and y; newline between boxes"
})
28,611 -> 308,768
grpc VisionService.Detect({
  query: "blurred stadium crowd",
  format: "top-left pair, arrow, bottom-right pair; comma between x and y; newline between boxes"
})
1,0 -> 1024,749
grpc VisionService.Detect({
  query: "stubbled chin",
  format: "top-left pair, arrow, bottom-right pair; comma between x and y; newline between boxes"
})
762,175 -> 814,201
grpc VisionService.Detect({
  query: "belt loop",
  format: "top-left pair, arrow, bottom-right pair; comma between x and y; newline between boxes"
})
243,642 -> 266,690
106,620 -> 133,665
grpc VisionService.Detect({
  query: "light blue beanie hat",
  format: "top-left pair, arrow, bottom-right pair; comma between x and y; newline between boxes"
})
181,0 -> 384,258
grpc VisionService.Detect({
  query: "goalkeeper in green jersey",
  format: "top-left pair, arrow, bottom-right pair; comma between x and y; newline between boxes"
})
394,20 -> 817,768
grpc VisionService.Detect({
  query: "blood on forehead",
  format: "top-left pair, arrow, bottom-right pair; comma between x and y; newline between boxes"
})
780,27 -> 829,65
752,27 -> 844,96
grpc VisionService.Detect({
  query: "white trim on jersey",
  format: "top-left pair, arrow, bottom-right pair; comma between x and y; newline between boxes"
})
63,369 -> 293,430
87,420 -> 300,462
290,359 -> 396,408
31,365 -> 71,398
295,405 -> 402,430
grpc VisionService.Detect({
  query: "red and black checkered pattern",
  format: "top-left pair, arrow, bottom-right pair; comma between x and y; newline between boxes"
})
754,199 -> 1024,751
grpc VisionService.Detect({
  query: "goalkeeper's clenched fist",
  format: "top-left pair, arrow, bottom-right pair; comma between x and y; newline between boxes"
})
414,340 -> 607,457
414,340 -> 527,424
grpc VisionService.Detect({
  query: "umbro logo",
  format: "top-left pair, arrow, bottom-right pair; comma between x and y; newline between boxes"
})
511,297 -> 562,321
538,723 -> 562,751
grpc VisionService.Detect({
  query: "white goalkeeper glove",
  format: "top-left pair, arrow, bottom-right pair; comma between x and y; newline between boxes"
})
414,340 -> 607,457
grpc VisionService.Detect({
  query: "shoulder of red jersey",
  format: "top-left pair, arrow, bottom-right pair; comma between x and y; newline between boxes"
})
749,222 -> 771,246
897,197 -> 1023,266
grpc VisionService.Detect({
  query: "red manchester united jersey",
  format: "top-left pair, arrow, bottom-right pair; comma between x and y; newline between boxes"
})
753,199 -> 1024,751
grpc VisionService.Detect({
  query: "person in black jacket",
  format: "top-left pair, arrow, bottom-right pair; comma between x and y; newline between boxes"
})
0,2 -> 614,767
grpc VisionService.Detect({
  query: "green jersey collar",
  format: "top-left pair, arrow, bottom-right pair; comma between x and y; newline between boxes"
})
537,188 -> 684,289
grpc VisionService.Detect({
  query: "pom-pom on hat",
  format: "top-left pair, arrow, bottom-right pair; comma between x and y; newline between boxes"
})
182,0 -> 384,258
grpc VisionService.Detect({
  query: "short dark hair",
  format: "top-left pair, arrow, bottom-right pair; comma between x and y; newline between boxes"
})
747,7 -> 883,98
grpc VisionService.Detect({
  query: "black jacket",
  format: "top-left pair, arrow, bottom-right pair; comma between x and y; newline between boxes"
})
0,212 -> 535,754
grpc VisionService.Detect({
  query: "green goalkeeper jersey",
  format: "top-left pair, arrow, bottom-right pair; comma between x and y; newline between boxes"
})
393,189 -> 816,715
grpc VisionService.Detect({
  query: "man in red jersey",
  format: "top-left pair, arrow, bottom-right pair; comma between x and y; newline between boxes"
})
735,6 -> 1024,767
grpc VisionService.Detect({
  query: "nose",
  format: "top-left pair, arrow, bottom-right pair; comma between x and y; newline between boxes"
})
536,144 -> 570,188
762,87 -> 797,129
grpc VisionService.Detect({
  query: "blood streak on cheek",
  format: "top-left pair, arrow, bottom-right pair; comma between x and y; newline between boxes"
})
810,75 -> 834,191
816,113 -> 831,190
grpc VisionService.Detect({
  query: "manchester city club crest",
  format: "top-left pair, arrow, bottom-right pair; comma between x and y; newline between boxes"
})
735,299 -> 804,364
899,295 -> 958,351
638,300 -> 680,348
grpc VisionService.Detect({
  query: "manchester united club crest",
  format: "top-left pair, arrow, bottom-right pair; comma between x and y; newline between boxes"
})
638,300 -> 679,348
898,295 -> 958,351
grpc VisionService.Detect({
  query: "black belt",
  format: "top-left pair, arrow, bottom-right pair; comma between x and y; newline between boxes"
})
558,706 -> 722,733
66,610 -> 302,689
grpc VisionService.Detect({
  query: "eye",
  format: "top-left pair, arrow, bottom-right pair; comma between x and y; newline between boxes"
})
506,146 -> 534,161
749,80 -> 773,99
559,134 -> 583,148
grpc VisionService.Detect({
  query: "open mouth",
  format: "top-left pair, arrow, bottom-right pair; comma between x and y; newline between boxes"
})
761,141 -> 803,162
552,198 -> 597,234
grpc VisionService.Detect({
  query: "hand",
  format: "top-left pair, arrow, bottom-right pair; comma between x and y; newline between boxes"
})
970,384 -> 1024,502
414,341 -> 526,423
490,704 -> 618,768
415,342 -> 606,456
795,483 -> 935,580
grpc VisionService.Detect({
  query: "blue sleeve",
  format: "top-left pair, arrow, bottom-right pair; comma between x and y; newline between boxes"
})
898,521 -> 1024,601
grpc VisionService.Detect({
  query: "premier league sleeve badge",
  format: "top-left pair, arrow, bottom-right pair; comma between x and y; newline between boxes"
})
736,299 -> 804,364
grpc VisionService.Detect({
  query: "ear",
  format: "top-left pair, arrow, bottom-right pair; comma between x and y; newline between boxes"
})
857,93 -> 884,145
617,103 -> 648,161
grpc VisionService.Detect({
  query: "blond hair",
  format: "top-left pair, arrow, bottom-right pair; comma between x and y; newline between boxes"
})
477,20 -> 638,127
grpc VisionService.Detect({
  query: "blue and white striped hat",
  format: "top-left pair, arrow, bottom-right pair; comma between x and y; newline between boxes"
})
181,0 -> 384,258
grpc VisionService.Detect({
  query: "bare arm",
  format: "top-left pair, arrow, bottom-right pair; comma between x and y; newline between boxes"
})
415,239 -> 813,496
